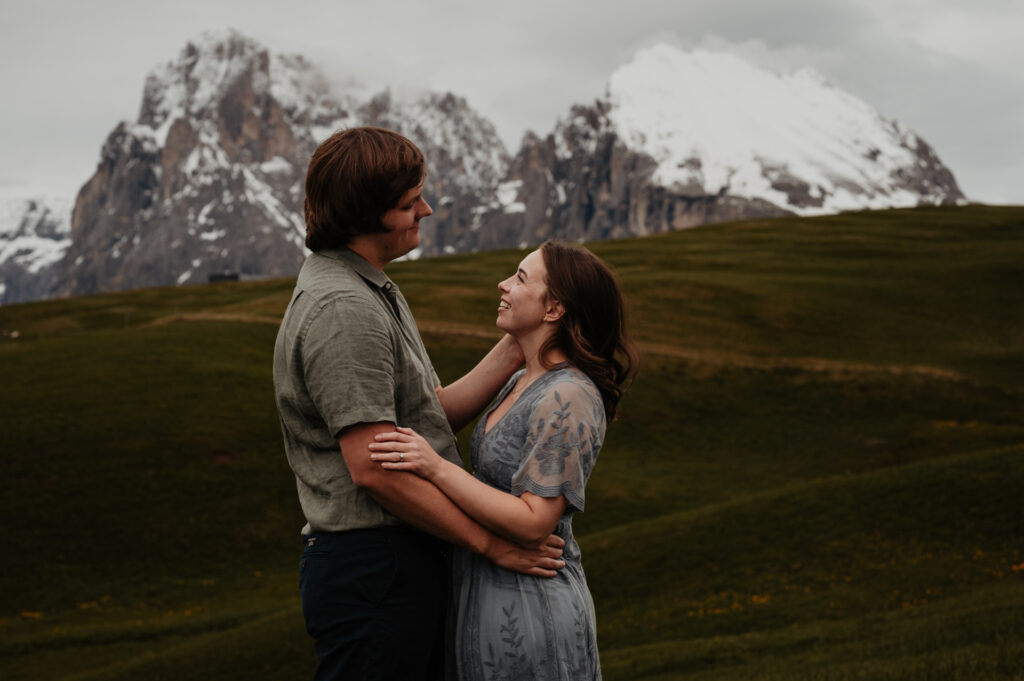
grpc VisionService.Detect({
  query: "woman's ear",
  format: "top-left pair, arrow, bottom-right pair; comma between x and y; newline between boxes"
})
544,300 -> 565,323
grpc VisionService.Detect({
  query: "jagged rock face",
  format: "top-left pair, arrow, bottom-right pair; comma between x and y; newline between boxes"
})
10,34 -> 967,304
0,196 -> 71,304
55,30 -> 510,297
56,31 -> 344,297
466,103 -> 793,253
463,46 -> 966,254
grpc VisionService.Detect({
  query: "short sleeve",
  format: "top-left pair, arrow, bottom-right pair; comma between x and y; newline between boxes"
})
510,379 -> 606,513
303,295 -> 396,437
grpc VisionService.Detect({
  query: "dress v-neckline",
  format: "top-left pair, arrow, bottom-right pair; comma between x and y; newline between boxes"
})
482,363 -> 570,437
483,372 -> 530,437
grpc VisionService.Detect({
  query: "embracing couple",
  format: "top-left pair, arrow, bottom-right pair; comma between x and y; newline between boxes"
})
273,127 -> 636,681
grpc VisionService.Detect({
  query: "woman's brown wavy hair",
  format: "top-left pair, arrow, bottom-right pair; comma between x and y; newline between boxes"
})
538,240 -> 638,420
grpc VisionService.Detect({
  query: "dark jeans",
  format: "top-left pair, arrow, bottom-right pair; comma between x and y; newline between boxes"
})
299,527 -> 448,681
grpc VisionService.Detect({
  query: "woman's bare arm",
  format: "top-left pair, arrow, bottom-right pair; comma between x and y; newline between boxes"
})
436,335 -> 523,432
369,426 -> 567,548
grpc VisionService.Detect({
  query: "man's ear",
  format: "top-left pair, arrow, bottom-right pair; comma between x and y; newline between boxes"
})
544,300 -> 565,323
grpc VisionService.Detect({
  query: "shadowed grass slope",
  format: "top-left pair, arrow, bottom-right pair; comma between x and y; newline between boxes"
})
1,205 -> 1022,680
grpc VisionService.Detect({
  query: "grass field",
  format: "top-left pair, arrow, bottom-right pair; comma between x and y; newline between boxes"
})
1,204 -> 1022,679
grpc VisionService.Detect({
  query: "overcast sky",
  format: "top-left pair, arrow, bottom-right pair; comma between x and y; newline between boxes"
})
2,0 -> 1022,204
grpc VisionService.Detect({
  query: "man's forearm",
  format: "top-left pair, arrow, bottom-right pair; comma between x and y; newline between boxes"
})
363,467 -> 495,554
341,422 -> 493,555
361,469 -> 564,578
339,421 -> 562,576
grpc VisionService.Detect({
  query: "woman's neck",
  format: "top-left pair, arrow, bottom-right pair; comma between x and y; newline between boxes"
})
518,331 -> 567,380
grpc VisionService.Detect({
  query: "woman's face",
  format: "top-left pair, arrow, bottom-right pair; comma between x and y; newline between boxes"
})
496,249 -> 553,336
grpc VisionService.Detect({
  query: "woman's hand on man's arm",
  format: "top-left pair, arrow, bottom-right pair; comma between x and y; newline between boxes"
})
370,426 -> 568,549
340,422 -> 564,574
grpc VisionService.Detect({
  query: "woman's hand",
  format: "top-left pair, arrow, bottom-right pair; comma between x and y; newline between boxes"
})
369,426 -> 446,480
499,333 -> 525,371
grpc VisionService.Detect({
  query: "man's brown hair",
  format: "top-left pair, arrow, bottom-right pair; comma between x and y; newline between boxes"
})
304,127 -> 425,251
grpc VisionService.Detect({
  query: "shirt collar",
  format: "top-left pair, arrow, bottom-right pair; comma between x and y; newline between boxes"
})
318,247 -> 394,291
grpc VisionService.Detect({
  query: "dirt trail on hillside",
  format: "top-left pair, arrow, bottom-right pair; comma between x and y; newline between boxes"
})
415,322 -> 964,381
151,314 -> 963,382
149,311 -> 285,326
634,341 -> 964,381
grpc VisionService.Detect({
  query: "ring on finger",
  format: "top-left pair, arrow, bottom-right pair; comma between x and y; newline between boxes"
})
399,452 -> 404,462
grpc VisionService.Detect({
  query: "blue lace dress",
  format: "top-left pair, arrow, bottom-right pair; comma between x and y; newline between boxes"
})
451,365 -> 606,681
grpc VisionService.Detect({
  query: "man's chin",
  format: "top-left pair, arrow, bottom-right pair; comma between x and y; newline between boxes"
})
395,235 -> 421,260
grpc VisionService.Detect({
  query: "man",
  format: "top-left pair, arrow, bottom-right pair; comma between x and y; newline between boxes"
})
273,127 -> 564,681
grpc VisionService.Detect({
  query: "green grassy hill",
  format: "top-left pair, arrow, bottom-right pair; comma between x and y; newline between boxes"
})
2,205 -> 1022,680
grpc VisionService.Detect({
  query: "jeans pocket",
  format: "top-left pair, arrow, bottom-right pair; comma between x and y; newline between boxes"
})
354,535 -> 398,606
300,532 -> 399,632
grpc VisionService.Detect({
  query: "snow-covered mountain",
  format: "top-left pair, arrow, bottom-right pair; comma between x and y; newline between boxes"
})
54,29 -> 508,298
475,44 -> 964,249
55,30 -> 345,297
4,35 -> 965,304
605,45 -> 962,214
0,193 -> 71,304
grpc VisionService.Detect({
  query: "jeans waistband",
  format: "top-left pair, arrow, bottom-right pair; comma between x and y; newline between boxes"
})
301,525 -> 444,550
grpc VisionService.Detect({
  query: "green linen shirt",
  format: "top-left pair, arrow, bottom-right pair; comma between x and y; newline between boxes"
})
273,248 -> 461,534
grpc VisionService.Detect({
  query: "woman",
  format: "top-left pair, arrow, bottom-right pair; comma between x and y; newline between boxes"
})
369,240 -> 636,680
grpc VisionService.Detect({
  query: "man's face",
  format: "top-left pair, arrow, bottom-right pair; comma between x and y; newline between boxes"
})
378,180 -> 432,260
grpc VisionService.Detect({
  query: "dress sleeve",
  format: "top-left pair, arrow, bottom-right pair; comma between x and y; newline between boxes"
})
510,379 -> 606,513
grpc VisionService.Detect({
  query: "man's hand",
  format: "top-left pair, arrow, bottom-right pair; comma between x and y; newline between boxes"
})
487,534 -> 566,578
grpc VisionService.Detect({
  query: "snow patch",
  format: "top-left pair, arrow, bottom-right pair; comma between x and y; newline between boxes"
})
260,156 -> 293,175
496,180 -> 525,214
605,44 -> 944,214
199,229 -> 226,241
0,194 -> 72,274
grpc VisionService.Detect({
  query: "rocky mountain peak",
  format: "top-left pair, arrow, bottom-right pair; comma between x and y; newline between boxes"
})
603,43 -> 965,213
55,30 -> 342,297
0,193 -> 71,304
138,29 -> 263,126
49,30 -> 512,297
4,34 -> 968,304
458,43 -> 964,252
